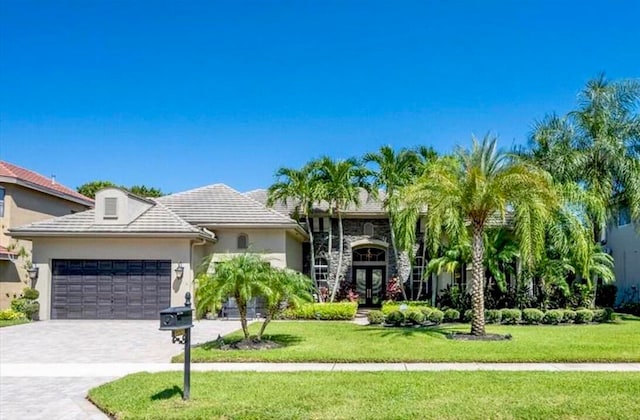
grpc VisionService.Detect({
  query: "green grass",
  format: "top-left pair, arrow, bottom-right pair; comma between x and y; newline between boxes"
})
0,319 -> 29,328
176,316 -> 640,363
88,371 -> 640,419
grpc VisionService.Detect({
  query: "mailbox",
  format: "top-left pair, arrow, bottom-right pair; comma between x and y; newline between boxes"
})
159,305 -> 193,331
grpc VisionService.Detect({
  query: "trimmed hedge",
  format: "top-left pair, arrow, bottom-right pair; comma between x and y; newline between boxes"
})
463,309 -> 474,323
22,287 -> 40,300
428,309 -> 444,324
367,310 -> 385,325
420,307 -> 434,319
563,310 -> 577,323
593,308 -> 615,323
500,309 -> 522,325
485,309 -> 502,324
522,308 -> 544,325
281,302 -> 358,320
574,309 -> 594,324
443,309 -> 460,323
385,310 -> 404,326
542,309 -> 564,325
381,301 -> 432,315
406,309 -> 425,325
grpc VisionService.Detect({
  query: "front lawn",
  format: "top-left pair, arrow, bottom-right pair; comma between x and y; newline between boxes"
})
0,319 -> 29,328
89,371 -> 640,419
175,316 -> 640,363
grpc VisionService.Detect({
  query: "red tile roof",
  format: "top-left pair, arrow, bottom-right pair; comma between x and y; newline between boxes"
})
0,161 -> 93,205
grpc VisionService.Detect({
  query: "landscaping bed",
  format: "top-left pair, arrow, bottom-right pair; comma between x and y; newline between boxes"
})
174,316 -> 640,363
89,371 -> 640,419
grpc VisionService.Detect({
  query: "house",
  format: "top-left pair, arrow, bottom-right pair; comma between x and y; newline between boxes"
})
0,161 -> 93,310
9,184 -> 307,320
606,206 -> 640,305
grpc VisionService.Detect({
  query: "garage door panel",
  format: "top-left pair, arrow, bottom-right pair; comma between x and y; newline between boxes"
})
52,259 -> 171,320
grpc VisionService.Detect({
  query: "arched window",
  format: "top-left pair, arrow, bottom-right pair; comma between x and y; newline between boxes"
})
363,222 -> 374,236
352,247 -> 386,262
237,233 -> 249,249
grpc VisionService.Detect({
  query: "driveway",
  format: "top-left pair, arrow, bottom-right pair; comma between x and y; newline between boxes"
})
0,319 -> 243,419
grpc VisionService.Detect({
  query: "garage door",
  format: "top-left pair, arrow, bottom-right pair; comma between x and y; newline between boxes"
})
51,260 -> 171,320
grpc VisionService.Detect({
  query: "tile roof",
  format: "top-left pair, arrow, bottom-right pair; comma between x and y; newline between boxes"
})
9,201 -> 211,237
158,184 -> 299,226
245,188 -> 387,215
0,161 -> 93,206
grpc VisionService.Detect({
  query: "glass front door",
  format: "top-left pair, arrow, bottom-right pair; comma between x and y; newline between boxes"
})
354,266 -> 386,306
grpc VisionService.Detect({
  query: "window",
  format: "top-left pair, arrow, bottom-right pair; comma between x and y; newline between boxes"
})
104,197 -> 118,219
363,222 -> 374,236
237,233 -> 249,249
352,247 -> 386,262
314,257 -> 329,288
618,207 -> 631,226
454,264 -> 468,291
0,187 -> 4,217
311,217 -> 331,233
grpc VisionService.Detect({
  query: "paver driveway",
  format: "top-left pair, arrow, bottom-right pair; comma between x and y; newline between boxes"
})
0,319 -> 243,419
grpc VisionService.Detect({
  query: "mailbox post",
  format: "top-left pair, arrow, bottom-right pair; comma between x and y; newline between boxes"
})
159,292 -> 194,400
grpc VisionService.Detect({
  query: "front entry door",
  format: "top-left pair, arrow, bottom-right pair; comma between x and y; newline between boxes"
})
355,267 -> 385,306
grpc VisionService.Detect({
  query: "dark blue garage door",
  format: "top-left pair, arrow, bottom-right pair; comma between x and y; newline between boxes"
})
51,259 -> 171,319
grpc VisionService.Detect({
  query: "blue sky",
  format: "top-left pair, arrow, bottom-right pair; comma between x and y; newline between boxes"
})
1,0 -> 639,193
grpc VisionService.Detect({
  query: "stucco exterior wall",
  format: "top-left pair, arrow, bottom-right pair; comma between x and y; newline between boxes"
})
285,232 -> 303,272
30,237 -> 193,320
210,228 -> 289,268
607,224 -> 640,304
0,183 -> 90,309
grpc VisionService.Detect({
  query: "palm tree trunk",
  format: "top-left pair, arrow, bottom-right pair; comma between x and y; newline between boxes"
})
327,213 -> 333,300
238,301 -> 250,339
257,313 -> 272,341
305,213 -> 317,292
330,212 -> 344,302
470,222 -> 486,336
416,239 -> 427,301
388,215 -> 408,301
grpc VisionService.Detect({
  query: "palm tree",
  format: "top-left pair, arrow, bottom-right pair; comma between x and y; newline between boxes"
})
195,253 -> 270,340
364,146 -> 421,299
257,269 -> 314,340
314,156 -> 372,302
267,163 -> 321,289
404,135 -> 558,335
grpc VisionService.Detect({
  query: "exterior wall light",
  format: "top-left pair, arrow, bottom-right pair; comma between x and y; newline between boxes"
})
27,266 -> 39,282
175,262 -> 184,280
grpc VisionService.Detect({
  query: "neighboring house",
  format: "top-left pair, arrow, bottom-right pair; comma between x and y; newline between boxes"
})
9,184 -> 307,320
0,161 -> 93,310
606,206 -> 640,305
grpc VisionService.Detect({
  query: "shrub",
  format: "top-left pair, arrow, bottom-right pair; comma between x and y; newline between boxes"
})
21,301 -> 40,320
420,307 -> 434,319
10,298 -> 28,314
485,309 -> 502,324
0,308 -> 27,321
463,309 -> 474,323
563,309 -> 576,323
618,303 -> 640,317
381,301 -> 431,315
428,309 -> 444,324
406,309 -> 425,325
522,308 -> 544,325
281,302 -> 357,320
574,309 -> 594,324
367,310 -> 385,325
385,310 -> 405,326
542,309 -> 564,325
22,287 -> 40,300
500,309 -> 522,325
443,309 -> 460,323
593,308 -> 615,323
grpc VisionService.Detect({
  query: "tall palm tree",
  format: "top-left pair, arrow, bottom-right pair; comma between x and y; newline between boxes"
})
267,163 -> 321,288
404,135 -> 558,335
363,146 -> 421,299
195,253 -> 271,340
315,156 -> 372,302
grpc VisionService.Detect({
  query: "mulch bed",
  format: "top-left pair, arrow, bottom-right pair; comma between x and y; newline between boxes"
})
220,338 -> 283,350
446,332 -> 512,341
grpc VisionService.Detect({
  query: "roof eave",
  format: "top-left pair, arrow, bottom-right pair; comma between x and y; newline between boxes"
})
0,177 -> 94,207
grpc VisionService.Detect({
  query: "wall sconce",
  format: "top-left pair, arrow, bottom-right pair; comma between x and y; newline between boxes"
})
174,262 -> 184,280
27,266 -> 39,282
